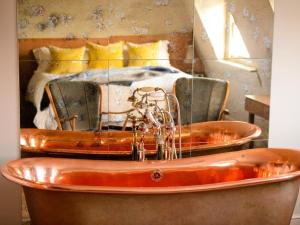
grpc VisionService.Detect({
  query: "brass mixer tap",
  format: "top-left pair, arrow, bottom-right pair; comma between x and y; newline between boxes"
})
126,87 -> 182,161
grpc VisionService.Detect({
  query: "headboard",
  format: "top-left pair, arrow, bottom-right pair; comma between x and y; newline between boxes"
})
19,33 -> 204,128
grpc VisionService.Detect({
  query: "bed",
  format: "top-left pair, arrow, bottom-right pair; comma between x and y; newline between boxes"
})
18,33 -> 204,129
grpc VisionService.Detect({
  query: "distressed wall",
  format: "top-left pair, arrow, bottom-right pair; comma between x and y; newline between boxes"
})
194,0 -> 273,143
17,0 -> 194,39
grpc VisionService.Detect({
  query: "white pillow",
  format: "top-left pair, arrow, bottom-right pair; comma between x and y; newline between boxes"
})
125,40 -> 171,67
158,40 -> 171,67
32,47 -> 52,72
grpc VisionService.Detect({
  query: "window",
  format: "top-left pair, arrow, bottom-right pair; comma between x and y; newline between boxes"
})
226,14 -> 250,59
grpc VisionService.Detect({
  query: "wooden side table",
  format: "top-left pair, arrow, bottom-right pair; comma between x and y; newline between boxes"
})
244,95 -> 270,148
245,95 -> 270,123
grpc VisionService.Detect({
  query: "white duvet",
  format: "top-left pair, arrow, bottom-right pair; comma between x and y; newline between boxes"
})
26,66 -> 192,129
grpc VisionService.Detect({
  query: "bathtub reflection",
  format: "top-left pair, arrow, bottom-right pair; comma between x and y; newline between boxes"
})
20,121 -> 261,158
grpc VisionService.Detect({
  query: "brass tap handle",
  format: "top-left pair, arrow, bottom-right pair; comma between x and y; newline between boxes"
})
138,87 -> 156,93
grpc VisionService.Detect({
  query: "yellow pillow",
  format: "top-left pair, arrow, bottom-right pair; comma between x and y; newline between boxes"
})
48,46 -> 86,74
87,42 -> 124,69
127,42 -> 159,67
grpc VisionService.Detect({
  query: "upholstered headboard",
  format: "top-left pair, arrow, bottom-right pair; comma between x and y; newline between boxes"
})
18,33 -> 204,128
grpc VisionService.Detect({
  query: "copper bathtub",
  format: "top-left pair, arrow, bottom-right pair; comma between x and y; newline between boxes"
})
2,148 -> 300,225
20,121 -> 261,158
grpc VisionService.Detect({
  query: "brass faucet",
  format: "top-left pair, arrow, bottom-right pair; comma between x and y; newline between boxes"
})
126,87 -> 182,161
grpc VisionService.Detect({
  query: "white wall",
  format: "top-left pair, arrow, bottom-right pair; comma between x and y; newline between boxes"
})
0,0 -> 21,224
269,0 -> 300,223
269,0 -> 300,148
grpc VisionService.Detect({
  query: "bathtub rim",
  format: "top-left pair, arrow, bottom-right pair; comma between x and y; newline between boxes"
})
2,148 -> 300,195
20,120 -> 262,155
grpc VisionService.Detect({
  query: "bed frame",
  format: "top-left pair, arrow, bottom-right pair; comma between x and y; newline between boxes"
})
18,33 -> 204,128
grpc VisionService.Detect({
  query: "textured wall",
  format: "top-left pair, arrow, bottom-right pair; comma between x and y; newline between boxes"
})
17,0 -> 194,39
194,0 -> 273,143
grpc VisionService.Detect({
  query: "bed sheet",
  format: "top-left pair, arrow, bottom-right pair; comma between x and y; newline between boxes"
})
26,66 -> 192,129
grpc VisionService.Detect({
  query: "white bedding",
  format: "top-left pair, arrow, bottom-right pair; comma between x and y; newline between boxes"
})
26,66 -> 192,129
